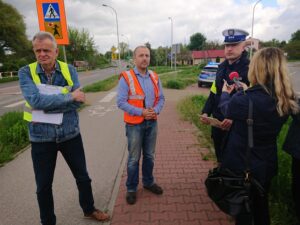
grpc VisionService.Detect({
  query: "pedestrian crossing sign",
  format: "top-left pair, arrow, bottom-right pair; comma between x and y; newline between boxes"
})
36,0 -> 69,45
43,3 -> 60,21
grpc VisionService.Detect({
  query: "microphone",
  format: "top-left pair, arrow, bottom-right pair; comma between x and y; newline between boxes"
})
229,72 -> 243,91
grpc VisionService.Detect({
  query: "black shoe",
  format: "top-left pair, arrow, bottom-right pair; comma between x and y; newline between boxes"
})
126,192 -> 137,205
143,183 -> 163,195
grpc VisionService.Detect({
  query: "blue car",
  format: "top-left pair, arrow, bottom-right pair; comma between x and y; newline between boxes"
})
198,62 -> 220,87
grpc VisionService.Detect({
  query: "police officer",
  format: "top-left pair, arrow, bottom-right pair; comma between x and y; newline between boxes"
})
200,28 -> 250,163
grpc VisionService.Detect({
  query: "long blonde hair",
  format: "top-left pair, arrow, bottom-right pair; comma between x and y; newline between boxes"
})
248,47 -> 299,116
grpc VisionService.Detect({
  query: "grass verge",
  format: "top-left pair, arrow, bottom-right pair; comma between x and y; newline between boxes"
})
177,94 -> 297,225
0,77 -> 19,83
82,75 -> 118,92
159,66 -> 200,89
0,111 -> 29,166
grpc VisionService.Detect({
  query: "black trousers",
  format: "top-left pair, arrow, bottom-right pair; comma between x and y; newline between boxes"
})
31,134 -> 95,225
211,127 -> 228,163
292,157 -> 300,223
235,182 -> 271,225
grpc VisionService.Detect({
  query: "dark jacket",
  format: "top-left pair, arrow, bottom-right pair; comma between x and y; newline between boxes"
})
219,85 -> 288,186
202,51 -> 250,121
283,105 -> 300,159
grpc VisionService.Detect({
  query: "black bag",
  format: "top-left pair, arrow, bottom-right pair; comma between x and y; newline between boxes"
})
205,99 -> 265,216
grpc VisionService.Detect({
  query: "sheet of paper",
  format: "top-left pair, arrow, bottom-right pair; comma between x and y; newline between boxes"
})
200,115 -> 222,128
32,110 -> 63,125
31,84 -> 64,125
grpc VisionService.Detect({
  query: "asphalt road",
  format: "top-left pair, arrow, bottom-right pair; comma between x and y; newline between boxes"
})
288,62 -> 300,95
0,67 -> 123,116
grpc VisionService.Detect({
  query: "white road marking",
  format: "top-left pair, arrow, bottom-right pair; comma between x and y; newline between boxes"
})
4,100 -> 25,108
99,91 -> 117,103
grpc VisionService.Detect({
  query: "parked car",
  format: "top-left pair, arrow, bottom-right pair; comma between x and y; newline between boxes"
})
198,62 -> 220,87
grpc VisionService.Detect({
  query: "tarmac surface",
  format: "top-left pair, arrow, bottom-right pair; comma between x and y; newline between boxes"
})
0,84 -> 234,225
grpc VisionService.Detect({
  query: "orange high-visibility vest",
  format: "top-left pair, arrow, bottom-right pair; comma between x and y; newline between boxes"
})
119,69 -> 160,124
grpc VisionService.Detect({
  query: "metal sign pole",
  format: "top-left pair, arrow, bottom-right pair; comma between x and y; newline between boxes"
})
62,45 -> 67,63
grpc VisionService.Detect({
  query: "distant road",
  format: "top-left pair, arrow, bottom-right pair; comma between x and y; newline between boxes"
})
0,67 -> 123,116
288,62 -> 300,96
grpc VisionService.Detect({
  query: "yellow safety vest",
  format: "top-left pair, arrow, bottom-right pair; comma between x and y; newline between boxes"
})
23,60 -> 73,122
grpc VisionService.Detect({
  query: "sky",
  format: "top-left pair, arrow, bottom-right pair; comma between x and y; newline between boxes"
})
4,0 -> 300,53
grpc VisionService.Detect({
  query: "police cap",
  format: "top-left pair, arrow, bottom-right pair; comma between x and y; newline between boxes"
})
222,28 -> 249,44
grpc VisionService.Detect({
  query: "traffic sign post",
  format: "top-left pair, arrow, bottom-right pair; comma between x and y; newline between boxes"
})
36,0 -> 69,45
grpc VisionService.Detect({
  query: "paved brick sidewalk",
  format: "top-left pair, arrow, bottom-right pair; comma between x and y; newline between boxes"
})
110,89 -> 234,225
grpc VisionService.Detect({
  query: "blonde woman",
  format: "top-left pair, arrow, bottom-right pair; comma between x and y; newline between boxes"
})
219,47 -> 299,225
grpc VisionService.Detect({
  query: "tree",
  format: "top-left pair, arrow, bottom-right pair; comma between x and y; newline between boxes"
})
203,40 -> 223,50
176,44 -> 192,65
119,42 -> 129,59
155,46 -> 168,66
0,0 -> 33,70
285,41 -> 300,60
284,30 -> 300,60
63,27 -> 96,65
260,39 -> 286,48
291,30 -> 300,42
187,32 -> 206,50
145,42 -> 156,66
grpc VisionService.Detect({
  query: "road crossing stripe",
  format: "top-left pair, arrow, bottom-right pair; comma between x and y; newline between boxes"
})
99,91 -> 117,103
4,100 -> 25,108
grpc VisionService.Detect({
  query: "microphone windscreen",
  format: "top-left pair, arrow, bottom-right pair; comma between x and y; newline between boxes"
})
229,72 -> 239,80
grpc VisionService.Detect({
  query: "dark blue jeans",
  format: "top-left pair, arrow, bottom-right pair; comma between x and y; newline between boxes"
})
31,134 -> 95,225
125,120 -> 157,192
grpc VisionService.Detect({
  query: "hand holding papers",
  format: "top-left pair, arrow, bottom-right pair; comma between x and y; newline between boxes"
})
31,84 -> 65,125
199,114 -> 222,128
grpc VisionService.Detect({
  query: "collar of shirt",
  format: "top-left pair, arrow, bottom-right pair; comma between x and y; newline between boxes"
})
133,67 -> 149,78
36,60 -> 61,75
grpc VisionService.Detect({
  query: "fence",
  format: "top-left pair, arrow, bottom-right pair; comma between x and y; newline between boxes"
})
0,71 -> 18,79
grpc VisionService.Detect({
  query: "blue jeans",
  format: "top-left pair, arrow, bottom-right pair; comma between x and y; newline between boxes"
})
125,120 -> 157,192
31,134 -> 95,225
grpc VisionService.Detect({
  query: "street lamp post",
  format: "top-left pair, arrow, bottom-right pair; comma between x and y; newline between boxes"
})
121,34 -> 129,59
168,17 -> 173,69
250,0 -> 262,59
102,4 -> 121,67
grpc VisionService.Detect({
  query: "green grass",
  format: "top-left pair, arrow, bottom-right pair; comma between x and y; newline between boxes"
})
159,66 -> 199,89
269,118 -> 298,225
0,112 -> 29,165
0,76 -> 19,83
177,95 -> 297,225
149,66 -> 174,74
177,95 -> 213,155
82,75 -> 118,92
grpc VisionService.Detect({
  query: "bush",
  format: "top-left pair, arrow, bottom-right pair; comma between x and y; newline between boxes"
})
0,76 -> 19,83
0,111 -> 29,165
165,80 -> 184,89
160,66 -> 199,90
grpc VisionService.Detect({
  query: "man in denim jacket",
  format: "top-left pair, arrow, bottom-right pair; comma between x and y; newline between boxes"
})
19,31 -> 109,225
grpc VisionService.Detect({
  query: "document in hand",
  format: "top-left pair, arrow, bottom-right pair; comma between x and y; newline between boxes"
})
31,84 -> 64,125
200,115 -> 222,128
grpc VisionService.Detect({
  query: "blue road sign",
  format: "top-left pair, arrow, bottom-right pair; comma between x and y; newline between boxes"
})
42,3 -> 60,22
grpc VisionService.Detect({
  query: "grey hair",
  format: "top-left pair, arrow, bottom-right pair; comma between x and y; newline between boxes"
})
32,31 -> 57,48
133,45 -> 149,57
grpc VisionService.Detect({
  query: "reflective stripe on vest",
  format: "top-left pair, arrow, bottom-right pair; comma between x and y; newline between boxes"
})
210,80 -> 217,94
23,60 -> 73,122
120,69 -> 159,124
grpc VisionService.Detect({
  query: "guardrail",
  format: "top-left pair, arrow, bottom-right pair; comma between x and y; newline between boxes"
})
0,71 -> 18,79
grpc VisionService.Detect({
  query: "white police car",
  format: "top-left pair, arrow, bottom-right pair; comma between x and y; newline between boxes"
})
198,62 -> 220,87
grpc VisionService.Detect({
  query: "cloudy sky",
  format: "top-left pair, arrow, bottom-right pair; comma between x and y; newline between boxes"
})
4,0 -> 300,53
